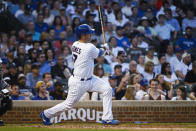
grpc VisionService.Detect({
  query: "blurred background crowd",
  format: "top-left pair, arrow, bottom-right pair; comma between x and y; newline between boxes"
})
0,0 -> 196,101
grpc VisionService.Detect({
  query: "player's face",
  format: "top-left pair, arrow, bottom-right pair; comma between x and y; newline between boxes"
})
84,34 -> 92,42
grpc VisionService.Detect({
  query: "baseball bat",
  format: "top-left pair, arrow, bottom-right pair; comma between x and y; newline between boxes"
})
98,4 -> 106,44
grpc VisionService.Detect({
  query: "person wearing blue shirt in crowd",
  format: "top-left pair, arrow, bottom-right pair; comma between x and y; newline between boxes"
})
52,16 -> 65,40
35,13 -> 49,33
138,1 -> 148,17
115,26 -> 130,48
10,85 -> 25,100
32,81 -> 53,100
26,64 -> 42,91
36,52 -> 51,76
95,55 -> 112,75
176,26 -> 196,50
165,9 -> 181,32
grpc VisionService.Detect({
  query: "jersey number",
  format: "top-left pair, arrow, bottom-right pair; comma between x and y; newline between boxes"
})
73,54 -> 78,63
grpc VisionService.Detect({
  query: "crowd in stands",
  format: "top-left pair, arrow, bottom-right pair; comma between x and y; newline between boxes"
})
0,0 -> 196,101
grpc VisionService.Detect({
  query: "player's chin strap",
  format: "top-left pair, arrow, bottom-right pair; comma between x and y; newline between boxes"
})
98,43 -> 110,56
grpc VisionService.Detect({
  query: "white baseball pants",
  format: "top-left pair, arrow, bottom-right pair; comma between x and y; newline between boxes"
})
44,75 -> 113,121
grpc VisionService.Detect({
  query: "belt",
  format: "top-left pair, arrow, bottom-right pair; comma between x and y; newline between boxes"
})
73,75 -> 92,81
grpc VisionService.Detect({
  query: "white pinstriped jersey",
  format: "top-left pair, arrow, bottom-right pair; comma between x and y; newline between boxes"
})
71,41 -> 99,78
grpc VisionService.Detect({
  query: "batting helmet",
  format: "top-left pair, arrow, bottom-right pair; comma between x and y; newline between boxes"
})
75,24 -> 94,38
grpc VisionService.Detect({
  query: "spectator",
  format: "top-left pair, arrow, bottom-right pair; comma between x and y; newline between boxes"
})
137,16 -> 157,40
50,0 -> 60,17
126,36 -> 145,61
137,55 -> 145,74
138,0 -> 148,17
50,81 -> 67,100
127,73 -> 141,91
40,40 -> 50,52
43,72 -> 54,92
112,10 -> 129,27
60,7 -> 71,26
164,9 -> 181,32
156,74 -> 173,100
26,64 -> 42,90
175,52 -> 192,81
145,47 -> 159,65
143,79 -> 166,100
121,86 -> 136,100
71,16 -> 81,33
26,21 -> 41,41
121,0 -> 133,18
83,1 -> 99,22
0,33 -> 8,57
154,54 -> 166,74
171,86 -> 190,100
182,9 -> 196,31
4,64 -> 18,85
165,44 -> 175,65
65,25 -> 77,44
129,6 -> 140,26
32,81 -> 53,100
170,47 -> 184,73
110,51 -> 129,74
154,14 -> 176,53
113,64 -> 123,86
129,60 -> 138,75
115,26 -> 130,48
101,22 -> 116,43
51,55 -> 71,80
176,27 -> 196,50
52,16 -> 65,40
108,36 -> 124,58
95,56 -> 111,75
35,13 -> 49,33
161,62 -> 179,85
142,61 -> 156,81
135,78 -> 148,100
61,45 -> 73,70
17,73 -> 33,99
36,52 -> 51,76
10,85 -> 26,100
42,6 -> 54,26
137,33 -> 149,49
94,65 -> 109,83
17,4 -> 34,25
184,61 -> 196,84
45,48 -> 56,67
14,44 -> 28,73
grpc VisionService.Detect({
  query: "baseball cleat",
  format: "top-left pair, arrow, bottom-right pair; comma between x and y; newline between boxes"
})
102,119 -> 120,125
40,112 -> 52,125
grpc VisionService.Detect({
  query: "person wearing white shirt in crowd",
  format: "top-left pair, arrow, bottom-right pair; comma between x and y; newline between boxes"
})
105,2 -> 116,23
110,51 -> 129,74
137,55 -> 145,74
109,36 -> 125,58
175,52 -> 192,81
112,10 -> 129,27
161,62 -> 179,85
155,14 -> 177,41
145,47 -> 159,65
170,47 -> 184,73
142,61 -> 156,82
100,22 -> 116,44
171,86 -> 191,100
121,0 -> 133,18
154,55 -> 166,74
135,78 -> 148,100
165,45 -> 175,64
137,33 -> 149,50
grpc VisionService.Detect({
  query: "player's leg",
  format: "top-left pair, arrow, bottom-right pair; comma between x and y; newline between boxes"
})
41,76 -> 89,124
89,76 -> 119,124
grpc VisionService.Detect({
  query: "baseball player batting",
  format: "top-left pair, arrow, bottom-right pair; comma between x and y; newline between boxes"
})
40,24 -> 120,125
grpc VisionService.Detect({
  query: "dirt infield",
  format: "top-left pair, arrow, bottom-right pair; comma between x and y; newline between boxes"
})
2,123 -> 196,131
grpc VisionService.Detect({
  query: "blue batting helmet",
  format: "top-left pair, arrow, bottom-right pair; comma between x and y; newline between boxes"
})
75,24 -> 94,38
